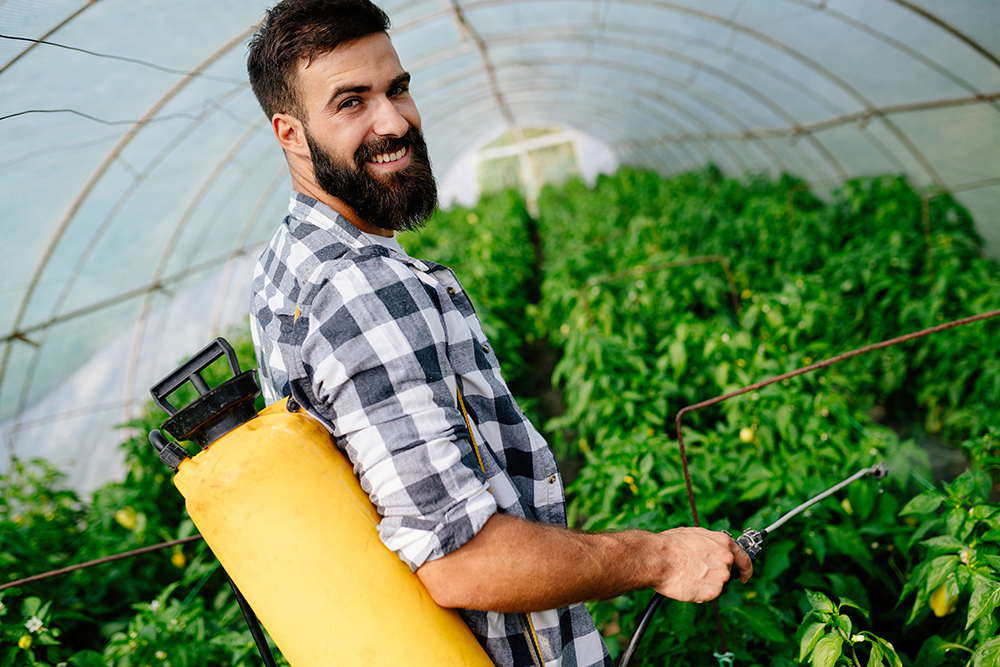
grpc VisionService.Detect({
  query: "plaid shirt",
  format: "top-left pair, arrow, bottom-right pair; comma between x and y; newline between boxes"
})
250,193 -> 612,667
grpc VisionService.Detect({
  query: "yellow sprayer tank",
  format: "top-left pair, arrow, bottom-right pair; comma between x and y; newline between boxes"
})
149,338 -> 494,667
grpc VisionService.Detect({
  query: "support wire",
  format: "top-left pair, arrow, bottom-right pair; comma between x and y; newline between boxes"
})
619,307 -> 1000,665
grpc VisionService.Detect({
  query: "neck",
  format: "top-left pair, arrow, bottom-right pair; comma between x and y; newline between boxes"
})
288,162 -> 394,238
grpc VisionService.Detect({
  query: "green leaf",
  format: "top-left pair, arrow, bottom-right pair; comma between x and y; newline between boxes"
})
729,604 -> 787,643
812,634 -> 845,667
805,590 -> 837,614
838,597 -> 869,620
68,650 -> 107,667
921,535 -> 966,552
970,505 -> 1000,522
833,613 -> 852,638
870,636 -> 903,667
913,636 -> 972,667
806,530 -> 828,565
798,622 -> 827,661
973,637 -> 1000,667
966,578 -> 1000,629
900,490 -> 944,515
925,555 -> 959,595
776,404 -> 793,437
21,597 -> 42,617
668,339 -> 687,374
867,641 -> 884,667
947,470 -> 991,505
947,507 -> 969,540
762,539 -> 796,580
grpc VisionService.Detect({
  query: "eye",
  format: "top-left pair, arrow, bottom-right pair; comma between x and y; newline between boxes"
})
390,82 -> 409,96
339,98 -> 361,111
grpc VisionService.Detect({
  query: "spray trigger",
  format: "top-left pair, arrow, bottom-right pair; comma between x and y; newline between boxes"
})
723,527 -> 765,561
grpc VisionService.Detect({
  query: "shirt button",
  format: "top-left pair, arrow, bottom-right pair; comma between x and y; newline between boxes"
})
446,287 -> 456,296
548,474 -> 556,484
482,344 -> 490,354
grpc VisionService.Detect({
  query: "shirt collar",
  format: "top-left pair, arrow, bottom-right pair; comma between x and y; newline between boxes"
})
288,191 -> 367,251
287,191 -> 432,272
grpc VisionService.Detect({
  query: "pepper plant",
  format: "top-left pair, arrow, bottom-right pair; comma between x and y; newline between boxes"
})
3,165 -> 999,665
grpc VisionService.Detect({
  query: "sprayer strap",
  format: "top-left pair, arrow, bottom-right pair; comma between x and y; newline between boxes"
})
456,385 -> 487,475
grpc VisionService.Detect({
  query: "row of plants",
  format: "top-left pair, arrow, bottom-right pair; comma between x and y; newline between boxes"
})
2,166 -> 999,666
533,167 -> 1000,665
0,336 -> 280,667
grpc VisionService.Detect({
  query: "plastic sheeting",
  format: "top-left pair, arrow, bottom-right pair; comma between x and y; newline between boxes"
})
0,0 -> 998,491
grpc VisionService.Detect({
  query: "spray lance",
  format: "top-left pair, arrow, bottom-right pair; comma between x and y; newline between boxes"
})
724,461 -> 888,562
615,306 -> 1000,667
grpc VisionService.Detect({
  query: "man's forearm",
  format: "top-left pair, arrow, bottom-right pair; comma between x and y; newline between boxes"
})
415,513 -> 751,613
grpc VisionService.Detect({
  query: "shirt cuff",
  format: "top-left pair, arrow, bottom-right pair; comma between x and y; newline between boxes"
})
378,481 -> 497,571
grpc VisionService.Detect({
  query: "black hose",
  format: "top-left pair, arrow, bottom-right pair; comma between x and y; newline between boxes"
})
226,573 -> 279,667
617,593 -> 663,667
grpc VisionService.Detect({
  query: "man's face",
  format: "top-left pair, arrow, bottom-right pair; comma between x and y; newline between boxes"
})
293,33 -> 437,231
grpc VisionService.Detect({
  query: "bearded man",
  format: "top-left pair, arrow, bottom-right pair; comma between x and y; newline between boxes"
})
247,1 -> 752,665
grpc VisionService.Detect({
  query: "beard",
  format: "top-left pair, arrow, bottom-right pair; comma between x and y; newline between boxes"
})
304,125 -> 438,233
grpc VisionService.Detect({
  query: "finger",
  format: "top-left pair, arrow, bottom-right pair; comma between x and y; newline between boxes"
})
729,539 -> 754,583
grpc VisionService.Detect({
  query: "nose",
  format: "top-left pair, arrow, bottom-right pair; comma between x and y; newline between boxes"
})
372,96 -> 409,138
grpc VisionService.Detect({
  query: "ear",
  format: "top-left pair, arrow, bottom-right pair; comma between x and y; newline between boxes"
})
272,113 -> 311,158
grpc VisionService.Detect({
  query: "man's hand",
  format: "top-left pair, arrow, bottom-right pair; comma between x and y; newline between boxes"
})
652,527 -> 753,603
416,514 -> 752,613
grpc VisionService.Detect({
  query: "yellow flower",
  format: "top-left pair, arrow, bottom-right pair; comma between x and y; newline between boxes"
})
18,635 -> 32,650
840,498 -> 853,515
171,550 -> 187,568
739,428 -> 754,443
623,475 -> 639,494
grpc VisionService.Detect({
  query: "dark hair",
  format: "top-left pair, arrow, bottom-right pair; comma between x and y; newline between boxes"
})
247,0 -> 391,120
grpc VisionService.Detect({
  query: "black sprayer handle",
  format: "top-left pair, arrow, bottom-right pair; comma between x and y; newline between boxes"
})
618,527 -> 765,667
150,338 -> 242,416
724,527 -> 766,562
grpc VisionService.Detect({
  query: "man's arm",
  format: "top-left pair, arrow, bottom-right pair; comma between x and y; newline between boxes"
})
416,513 -> 753,613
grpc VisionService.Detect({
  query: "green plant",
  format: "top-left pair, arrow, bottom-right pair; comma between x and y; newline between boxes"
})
4,166 -> 1000,666
0,596 -> 64,667
896,465 -> 1000,666
795,591 -> 901,667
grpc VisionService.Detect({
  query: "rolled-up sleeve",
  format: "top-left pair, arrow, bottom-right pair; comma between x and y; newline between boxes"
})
295,253 -> 497,571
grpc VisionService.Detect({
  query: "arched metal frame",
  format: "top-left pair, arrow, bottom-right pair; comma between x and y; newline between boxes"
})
0,0 -> 998,486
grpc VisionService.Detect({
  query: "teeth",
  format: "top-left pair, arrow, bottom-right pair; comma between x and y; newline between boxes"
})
371,147 -> 407,164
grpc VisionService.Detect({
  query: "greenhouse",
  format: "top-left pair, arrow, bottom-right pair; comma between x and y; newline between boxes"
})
1,0 -> 999,665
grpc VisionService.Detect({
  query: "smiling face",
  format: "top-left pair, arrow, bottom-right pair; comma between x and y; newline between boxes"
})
272,32 -> 437,233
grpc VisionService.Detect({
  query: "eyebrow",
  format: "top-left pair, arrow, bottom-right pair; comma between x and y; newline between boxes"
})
326,72 -> 411,110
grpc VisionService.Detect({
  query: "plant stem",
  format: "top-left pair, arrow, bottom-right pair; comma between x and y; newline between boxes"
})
851,646 -> 862,667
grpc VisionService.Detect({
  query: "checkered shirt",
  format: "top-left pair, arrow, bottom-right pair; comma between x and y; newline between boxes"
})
250,193 -> 612,667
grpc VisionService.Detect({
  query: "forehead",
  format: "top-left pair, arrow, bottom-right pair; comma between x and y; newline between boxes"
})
294,33 -> 405,104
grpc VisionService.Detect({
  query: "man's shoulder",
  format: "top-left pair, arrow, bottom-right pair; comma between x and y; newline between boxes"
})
261,217 -> 428,295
